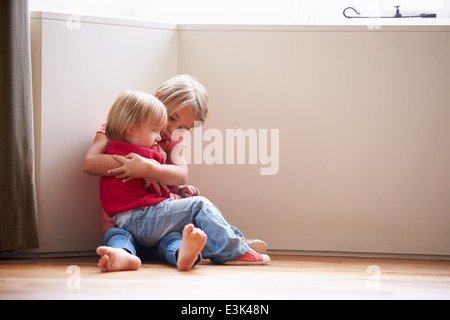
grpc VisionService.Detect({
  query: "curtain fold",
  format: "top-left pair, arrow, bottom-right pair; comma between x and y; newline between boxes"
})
0,0 -> 39,251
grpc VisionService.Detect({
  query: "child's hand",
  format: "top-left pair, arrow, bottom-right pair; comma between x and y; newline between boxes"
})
108,153 -> 159,182
177,185 -> 200,198
143,178 -> 169,196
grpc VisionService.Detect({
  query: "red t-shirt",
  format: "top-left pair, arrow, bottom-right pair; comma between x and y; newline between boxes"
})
100,140 -> 174,216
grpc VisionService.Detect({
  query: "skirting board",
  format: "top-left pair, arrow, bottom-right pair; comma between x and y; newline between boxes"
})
267,249 -> 450,261
0,250 -> 97,260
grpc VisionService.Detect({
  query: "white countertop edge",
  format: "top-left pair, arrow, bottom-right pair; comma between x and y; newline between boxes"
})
30,11 -> 178,31
30,12 -> 450,33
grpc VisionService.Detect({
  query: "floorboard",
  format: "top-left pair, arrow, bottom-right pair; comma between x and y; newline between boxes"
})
1,255 -> 449,300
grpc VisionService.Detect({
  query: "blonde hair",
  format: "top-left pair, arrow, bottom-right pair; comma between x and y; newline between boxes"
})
155,74 -> 209,123
106,91 -> 167,142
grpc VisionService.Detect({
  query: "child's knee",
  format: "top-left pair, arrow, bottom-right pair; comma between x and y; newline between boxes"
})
195,196 -> 209,203
194,196 -> 215,208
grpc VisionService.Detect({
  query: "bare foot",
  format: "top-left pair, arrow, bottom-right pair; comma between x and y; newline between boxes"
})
96,246 -> 142,272
177,224 -> 207,271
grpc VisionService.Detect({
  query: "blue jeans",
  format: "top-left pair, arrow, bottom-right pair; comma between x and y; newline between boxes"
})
103,226 -> 247,266
103,227 -> 202,267
115,196 -> 250,264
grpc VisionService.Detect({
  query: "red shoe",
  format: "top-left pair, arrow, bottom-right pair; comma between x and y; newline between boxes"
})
225,249 -> 270,265
244,239 -> 267,254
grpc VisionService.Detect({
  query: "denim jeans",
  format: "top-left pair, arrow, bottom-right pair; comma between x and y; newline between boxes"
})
119,196 -> 250,264
103,225 -> 246,266
103,227 -> 137,256
103,227 -> 202,267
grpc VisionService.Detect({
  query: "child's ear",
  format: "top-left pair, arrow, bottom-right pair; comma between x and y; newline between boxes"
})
155,90 -> 161,98
126,126 -> 135,136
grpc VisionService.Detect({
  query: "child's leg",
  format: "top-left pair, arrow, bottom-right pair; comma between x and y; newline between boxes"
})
121,197 -> 252,264
158,225 -> 206,271
97,227 -> 141,272
230,225 -> 245,238
156,232 -> 182,267
178,224 -> 207,271
230,225 -> 268,254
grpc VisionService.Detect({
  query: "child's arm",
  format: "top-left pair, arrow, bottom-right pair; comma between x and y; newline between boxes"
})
83,132 -> 125,176
110,152 -> 188,187
82,132 -> 184,194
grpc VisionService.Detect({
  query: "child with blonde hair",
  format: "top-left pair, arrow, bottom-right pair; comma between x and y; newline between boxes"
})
84,75 -> 269,272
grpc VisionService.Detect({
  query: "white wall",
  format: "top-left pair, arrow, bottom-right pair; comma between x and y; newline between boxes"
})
179,25 -> 450,256
27,12 -> 450,257
30,12 -> 177,254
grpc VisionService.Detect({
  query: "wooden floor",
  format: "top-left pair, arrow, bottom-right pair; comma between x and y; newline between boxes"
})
1,254 -> 450,300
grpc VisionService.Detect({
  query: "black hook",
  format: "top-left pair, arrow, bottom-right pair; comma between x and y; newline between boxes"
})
343,7 -> 362,19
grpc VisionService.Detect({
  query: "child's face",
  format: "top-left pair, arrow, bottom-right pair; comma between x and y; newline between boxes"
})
126,123 -> 161,149
162,107 -> 197,141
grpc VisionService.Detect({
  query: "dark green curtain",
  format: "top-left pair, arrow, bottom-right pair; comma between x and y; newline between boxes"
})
0,0 -> 39,251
